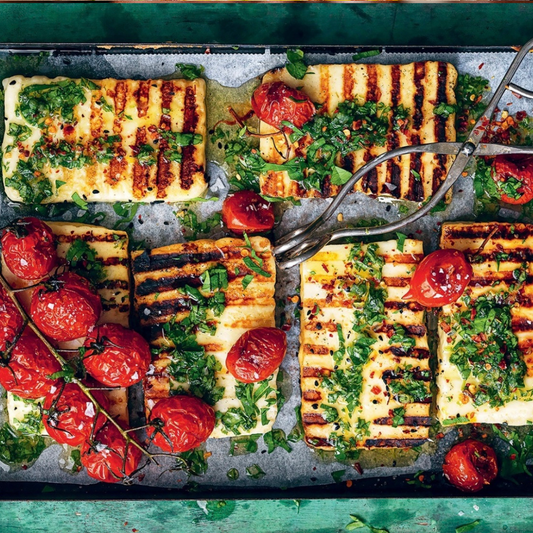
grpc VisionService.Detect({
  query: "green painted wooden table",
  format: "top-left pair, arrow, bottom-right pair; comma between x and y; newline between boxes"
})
1,2 -> 533,531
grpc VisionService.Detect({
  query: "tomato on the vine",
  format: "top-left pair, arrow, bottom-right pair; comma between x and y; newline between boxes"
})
0,285 -> 24,352
491,154 -> 533,205
443,439 -> 498,493
403,249 -> 473,308
147,395 -> 215,453
83,323 -> 151,387
81,422 -> 143,484
42,382 -> 108,446
226,327 -> 287,383
30,272 -> 102,342
0,328 -> 61,399
251,81 -> 316,131
222,191 -> 275,234
1,217 -> 57,280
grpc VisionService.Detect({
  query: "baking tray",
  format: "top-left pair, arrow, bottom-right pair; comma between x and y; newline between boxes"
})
0,43 -> 532,500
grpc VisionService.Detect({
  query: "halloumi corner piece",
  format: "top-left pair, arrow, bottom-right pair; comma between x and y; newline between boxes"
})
2,75 -> 207,204
437,221 -> 533,426
4,222 -> 131,434
299,240 -> 431,450
259,62 -> 457,201
131,236 -> 279,439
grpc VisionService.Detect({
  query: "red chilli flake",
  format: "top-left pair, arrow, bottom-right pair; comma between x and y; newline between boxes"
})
479,63 -> 485,69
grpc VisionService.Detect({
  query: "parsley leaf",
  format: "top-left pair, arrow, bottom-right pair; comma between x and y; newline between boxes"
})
286,49 -> 308,80
176,63 -> 205,80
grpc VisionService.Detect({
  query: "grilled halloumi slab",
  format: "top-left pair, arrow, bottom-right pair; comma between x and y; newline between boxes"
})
300,240 -> 431,450
132,237 -> 278,438
437,222 -> 533,426
4,222 -> 131,433
2,75 -> 207,204
259,62 -> 457,200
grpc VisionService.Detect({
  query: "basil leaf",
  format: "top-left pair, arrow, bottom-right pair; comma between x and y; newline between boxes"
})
352,49 -> 381,62
330,165 -> 353,186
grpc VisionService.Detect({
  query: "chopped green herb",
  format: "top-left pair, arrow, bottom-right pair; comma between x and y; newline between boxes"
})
0,423 -> 45,465
456,520 -> 481,533
286,49 -> 308,80
391,407 -> 405,428
176,63 -> 205,80
226,468 -> 239,480
245,464 -> 266,480
8,122 -> 32,143
352,50 -> 381,62
242,274 -> 254,290
71,192 -> 88,210
97,96 -> 113,113
229,434 -> 261,456
65,239 -> 105,285
395,232 -> 407,252
331,469 -> 346,483
263,428 -> 292,454
177,209 -> 222,241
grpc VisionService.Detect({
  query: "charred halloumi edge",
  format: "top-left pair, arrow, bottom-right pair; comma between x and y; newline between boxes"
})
258,62 -> 457,201
4,222 -> 131,435
2,75 -> 207,203
131,237 -> 278,438
437,222 -> 533,426
300,240 -> 431,450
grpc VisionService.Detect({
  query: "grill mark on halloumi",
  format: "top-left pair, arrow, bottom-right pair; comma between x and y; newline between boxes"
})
132,237 -> 279,439
2,76 -> 207,204
300,240 -> 431,450
437,222 -> 533,426
259,61 -> 457,201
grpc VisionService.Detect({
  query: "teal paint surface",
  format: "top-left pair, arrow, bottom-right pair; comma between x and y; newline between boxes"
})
0,497 -> 532,532
0,4 -> 531,46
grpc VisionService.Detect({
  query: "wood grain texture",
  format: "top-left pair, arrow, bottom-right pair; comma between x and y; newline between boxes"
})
0,498 -> 530,533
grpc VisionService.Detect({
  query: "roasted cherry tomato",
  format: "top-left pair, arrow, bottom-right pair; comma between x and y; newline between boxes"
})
81,422 -> 142,484
443,439 -> 498,493
491,154 -> 533,205
83,323 -> 151,388
42,382 -> 109,446
0,285 -> 24,352
251,81 -> 316,131
0,328 -> 61,399
226,327 -> 287,383
147,395 -> 215,453
222,191 -> 275,234
30,272 -> 102,342
1,217 -> 57,280
403,249 -> 473,308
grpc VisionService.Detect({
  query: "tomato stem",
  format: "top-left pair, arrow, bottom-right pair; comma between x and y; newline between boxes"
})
0,271 -> 166,464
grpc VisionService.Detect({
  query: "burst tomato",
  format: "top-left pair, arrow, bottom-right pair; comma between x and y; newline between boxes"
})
42,382 -> 109,446
147,395 -> 215,453
83,323 -> 151,387
81,422 -> 143,484
403,249 -> 473,308
30,272 -> 102,342
0,285 -> 24,352
443,439 -> 498,493
0,328 -> 61,399
491,154 -> 533,205
226,327 -> 287,383
1,217 -> 57,280
222,191 -> 275,234
251,81 -> 316,131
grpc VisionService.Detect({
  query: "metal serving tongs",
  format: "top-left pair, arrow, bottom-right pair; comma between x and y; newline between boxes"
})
274,37 -> 533,270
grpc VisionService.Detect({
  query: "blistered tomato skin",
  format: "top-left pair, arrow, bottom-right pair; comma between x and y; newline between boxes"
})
443,439 -> 498,493
1,217 -> 57,280
83,323 -> 151,387
226,327 -> 287,383
251,81 -> 316,131
0,328 -> 62,399
81,422 -> 142,484
222,191 -> 275,234
147,395 -> 215,453
403,249 -> 473,308
492,155 -> 533,205
42,383 -> 109,446
30,272 -> 102,342
0,285 -> 24,352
